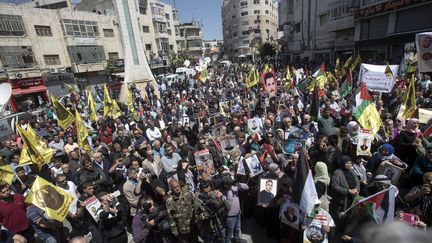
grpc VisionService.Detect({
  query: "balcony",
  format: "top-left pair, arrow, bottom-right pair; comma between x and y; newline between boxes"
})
71,62 -> 106,73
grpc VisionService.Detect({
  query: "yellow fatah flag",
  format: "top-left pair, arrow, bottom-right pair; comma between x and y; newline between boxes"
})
199,68 -> 208,83
342,56 -> 353,76
335,58 -> 341,77
17,124 -> 53,169
87,88 -> 97,122
111,100 -> 122,119
408,53 -> 417,73
75,110 -> 91,152
127,88 -> 134,112
245,66 -> 259,88
385,62 -> 394,78
25,176 -> 74,222
285,66 -> 292,89
64,82 -> 76,94
352,54 -> 362,70
402,74 -> 416,119
103,84 -> 113,117
50,96 -> 74,130
0,164 -> 14,184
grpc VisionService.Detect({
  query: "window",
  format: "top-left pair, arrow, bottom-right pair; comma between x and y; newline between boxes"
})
139,0 -> 147,14
233,32 -> 238,38
170,45 -> 173,51
34,25 -> 52,36
242,30 -> 249,36
108,52 -> 119,60
103,29 -> 114,37
167,29 -> 172,35
241,12 -> 248,16
265,0 -> 269,4
0,15 -> 26,36
295,23 -> 301,33
243,40 -> 249,44
254,20 -> 261,24
266,20 -> 270,23
142,25 -> 150,33
254,10 -> 260,14
67,46 -> 106,64
44,55 -> 61,65
320,14 -> 328,26
0,46 -> 35,68
242,21 -> 249,26
154,22 -> 166,33
240,1 -> 248,7
145,44 -> 152,51
254,0 -> 260,4
160,38 -> 169,52
165,13 -> 170,20
254,29 -> 261,33
172,11 -> 178,21
232,15 -> 236,19
265,10 -> 269,14
60,19 -> 99,37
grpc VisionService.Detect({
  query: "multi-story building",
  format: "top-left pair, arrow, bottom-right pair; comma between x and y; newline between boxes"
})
177,22 -> 205,59
203,40 -> 224,56
354,0 -> 432,62
222,0 -> 279,59
278,0 -> 357,63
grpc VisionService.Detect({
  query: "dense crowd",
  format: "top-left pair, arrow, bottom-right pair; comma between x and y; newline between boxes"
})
0,60 -> 431,243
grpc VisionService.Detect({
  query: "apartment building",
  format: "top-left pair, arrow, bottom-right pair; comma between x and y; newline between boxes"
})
203,40 -> 224,56
222,0 -> 279,59
177,22 -> 205,58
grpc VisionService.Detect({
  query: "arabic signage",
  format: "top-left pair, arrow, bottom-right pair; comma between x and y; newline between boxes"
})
356,0 -> 429,18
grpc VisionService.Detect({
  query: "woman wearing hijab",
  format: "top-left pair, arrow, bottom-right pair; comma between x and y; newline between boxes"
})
314,162 -> 331,211
395,118 -> 422,168
368,144 -> 407,176
328,156 -> 360,227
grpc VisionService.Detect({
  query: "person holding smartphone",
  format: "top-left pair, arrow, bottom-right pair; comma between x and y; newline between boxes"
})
404,172 -> 432,226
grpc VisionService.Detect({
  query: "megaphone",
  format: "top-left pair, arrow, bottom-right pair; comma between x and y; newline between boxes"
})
183,60 -> 191,67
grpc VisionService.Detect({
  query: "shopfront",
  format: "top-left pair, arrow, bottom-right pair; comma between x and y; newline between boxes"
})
7,78 -> 49,112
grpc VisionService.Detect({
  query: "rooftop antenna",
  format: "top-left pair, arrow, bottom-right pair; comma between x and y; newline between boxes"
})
173,0 -> 176,8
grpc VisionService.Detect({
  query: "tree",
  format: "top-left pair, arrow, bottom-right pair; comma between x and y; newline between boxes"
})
257,42 -> 276,60
170,51 -> 194,71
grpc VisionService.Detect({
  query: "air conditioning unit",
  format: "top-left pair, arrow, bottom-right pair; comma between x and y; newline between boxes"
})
49,68 -> 58,74
16,73 -> 24,79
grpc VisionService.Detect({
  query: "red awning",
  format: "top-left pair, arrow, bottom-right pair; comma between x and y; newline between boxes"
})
12,85 -> 48,96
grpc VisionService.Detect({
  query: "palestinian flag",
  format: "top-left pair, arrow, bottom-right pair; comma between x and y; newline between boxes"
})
352,83 -> 382,135
423,123 -> 432,138
340,69 -> 353,98
293,150 -> 318,217
297,77 -> 311,93
312,64 -> 327,90
345,188 -> 395,224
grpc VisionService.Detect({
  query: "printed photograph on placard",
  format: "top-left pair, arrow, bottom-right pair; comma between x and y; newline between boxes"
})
245,154 -> 264,178
279,201 -> 300,229
211,122 -> 225,138
220,135 -> 239,155
247,117 -> 261,134
377,161 -> 404,185
283,139 -> 305,154
194,149 -> 215,175
236,158 -> 246,176
257,178 -> 278,206
356,129 -> 372,156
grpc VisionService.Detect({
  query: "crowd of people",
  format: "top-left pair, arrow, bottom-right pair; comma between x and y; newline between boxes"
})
0,59 -> 431,243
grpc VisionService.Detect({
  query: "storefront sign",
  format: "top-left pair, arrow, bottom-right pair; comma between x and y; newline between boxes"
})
43,73 -> 75,82
74,37 -> 97,46
356,0 -> 429,18
9,78 -> 44,89
150,2 -> 166,22
358,63 -> 399,93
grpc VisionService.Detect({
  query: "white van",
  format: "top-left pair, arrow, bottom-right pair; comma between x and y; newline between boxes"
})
165,74 -> 178,87
175,67 -> 195,79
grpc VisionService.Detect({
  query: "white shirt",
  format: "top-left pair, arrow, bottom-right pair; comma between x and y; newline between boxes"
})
146,127 -> 162,141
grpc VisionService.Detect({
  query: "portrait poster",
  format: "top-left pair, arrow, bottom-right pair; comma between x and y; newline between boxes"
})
220,135 -> 240,155
247,117 -> 261,134
257,178 -> 278,206
194,149 -> 215,175
211,122 -> 225,137
236,157 -> 246,176
356,129 -> 372,156
245,154 -> 264,178
181,115 -> 190,127
303,209 -> 334,243
416,32 -> 432,73
377,161 -> 404,185
83,195 -> 102,222
262,71 -> 278,98
279,200 -> 300,229
277,109 -> 290,123
283,139 -> 305,154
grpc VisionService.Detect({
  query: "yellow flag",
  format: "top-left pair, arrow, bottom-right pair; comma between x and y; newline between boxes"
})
342,56 -> 353,76
335,58 -> 341,77
103,84 -> 113,117
408,53 -> 417,73
111,100 -> 121,119
245,66 -> 259,88
263,64 -> 271,73
0,164 -> 14,184
50,96 -> 74,130
385,62 -> 394,78
199,68 -> 208,83
75,110 -> 91,152
402,74 -> 416,119
25,176 -> 74,222
64,82 -> 76,94
87,88 -> 97,122
127,88 -> 134,112
285,66 -> 292,89
17,124 -> 53,169
352,54 -> 362,70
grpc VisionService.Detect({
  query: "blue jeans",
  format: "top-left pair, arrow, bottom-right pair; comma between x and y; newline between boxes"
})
225,214 -> 241,243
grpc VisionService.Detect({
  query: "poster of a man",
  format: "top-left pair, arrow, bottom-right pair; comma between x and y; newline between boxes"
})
262,71 -> 278,98
356,129 -> 372,156
258,178 -> 277,206
247,118 -> 261,134
220,135 -> 239,155
245,154 -> 264,177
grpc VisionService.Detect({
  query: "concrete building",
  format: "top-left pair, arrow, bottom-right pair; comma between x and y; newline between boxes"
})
203,40 -> 224,56
354,0 -> 432,62
177,22 -> 205,59
278,0 -> 357,63
222,0 -> 279,59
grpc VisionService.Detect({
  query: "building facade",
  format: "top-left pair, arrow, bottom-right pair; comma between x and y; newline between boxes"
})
222,0 -> 279,59
177,22 -> 205,59
203,40 -> 224,56
354,0 -> 432,62
278,0 -> 357,63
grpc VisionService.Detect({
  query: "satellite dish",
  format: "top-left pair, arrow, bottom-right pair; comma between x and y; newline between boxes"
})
212,54 -> 219,62
191,69 -> 197,76
183,60 -> 190,67
199,57 -> 205,66
0,83 -> 12,115
205,57 -> 211,64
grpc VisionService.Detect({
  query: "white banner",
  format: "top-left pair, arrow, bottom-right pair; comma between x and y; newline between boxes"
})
359,63 -> 399,93
416,32 -> 432,73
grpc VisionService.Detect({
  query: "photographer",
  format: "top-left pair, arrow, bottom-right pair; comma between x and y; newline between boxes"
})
97,191 -> 128,243
194,180 -> 228,243
404,172 -> 432,226
132,196 -> 172,243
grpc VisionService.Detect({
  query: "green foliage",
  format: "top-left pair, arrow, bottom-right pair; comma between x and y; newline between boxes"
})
105,59 -> 116,75
170,51 -> 194,71
257,42 -> 276,60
